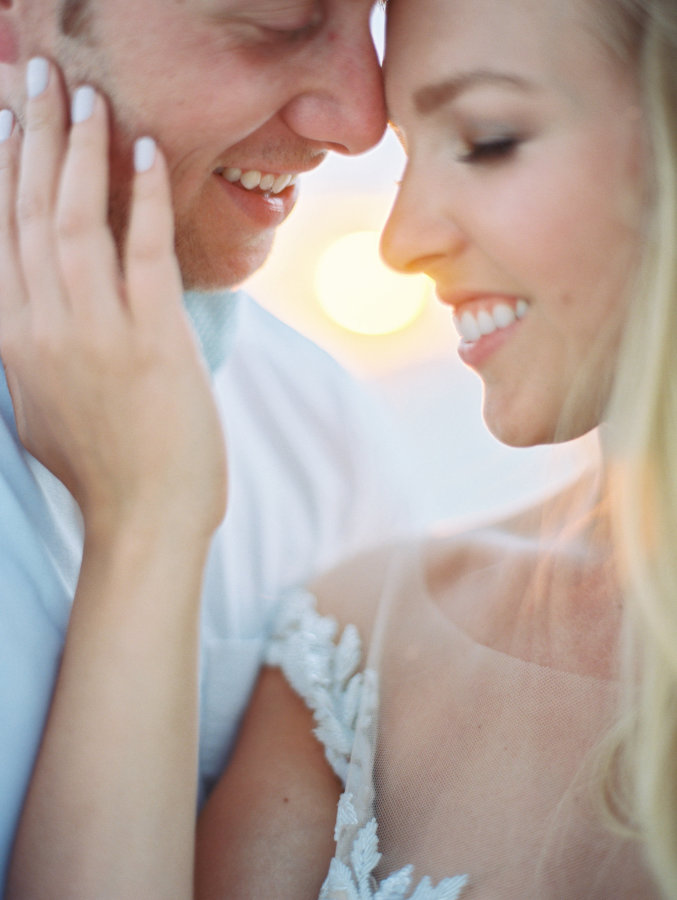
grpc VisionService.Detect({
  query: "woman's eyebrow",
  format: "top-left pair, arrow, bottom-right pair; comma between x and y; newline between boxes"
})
413,70 -> 535,115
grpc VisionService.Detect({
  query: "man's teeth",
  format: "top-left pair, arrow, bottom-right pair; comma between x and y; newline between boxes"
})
455,299 -> 528,342
219,167 -> 297,194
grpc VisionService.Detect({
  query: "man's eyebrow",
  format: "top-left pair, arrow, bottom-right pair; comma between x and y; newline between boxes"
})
413,70 -> 535,115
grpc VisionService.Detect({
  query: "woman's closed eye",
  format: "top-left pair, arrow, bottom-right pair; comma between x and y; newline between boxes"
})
457,136 -> 519,164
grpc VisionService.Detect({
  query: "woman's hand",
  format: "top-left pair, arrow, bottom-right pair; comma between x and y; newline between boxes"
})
2,59 -> 229,900
0,58 -> 227,543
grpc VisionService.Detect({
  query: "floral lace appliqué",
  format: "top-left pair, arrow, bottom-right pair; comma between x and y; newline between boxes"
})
265,589 -> 365,782
321,794 -> 469,900
266,589 -> 469,900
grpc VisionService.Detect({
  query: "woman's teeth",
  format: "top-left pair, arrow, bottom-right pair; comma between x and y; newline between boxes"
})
454,298 -> 528,342
216,167 -> 297,194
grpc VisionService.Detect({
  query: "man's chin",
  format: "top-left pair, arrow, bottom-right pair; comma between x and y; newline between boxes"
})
180,268 -> 242,293
110,193 -> 275,292
176,232 -> 274,294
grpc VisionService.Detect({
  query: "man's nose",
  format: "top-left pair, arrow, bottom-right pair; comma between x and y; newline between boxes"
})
281,21 -> 387,155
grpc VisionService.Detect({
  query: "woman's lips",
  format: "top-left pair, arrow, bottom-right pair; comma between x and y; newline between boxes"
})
454,297 -> 529,342
446,295 -> 530,368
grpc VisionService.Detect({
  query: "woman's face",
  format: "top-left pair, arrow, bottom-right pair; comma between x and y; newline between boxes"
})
382,0 -> 646,446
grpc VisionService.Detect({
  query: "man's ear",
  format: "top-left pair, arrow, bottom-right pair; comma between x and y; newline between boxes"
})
0,2 -> 19,65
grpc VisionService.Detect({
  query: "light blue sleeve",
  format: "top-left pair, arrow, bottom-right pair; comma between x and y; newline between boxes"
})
0,367 -> 73,892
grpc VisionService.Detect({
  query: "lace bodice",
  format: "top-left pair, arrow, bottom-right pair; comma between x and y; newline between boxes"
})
265,539 -> 660,899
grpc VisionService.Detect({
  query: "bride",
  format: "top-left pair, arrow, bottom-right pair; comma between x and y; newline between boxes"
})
198,0 -> 674,896
5,0 -> 677,897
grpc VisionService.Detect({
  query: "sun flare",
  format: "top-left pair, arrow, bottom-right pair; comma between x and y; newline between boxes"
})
314,230 -> 429,336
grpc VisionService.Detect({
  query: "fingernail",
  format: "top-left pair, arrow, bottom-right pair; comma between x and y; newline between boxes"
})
71,85 -> 96,124
134,136 -> 156,174
27,57 -> 49,99
0,109 -> 13,143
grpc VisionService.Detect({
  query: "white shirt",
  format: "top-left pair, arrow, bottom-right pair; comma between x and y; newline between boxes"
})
0,292 -> 411,885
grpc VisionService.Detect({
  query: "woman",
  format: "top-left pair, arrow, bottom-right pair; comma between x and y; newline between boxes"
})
4,0 -> 677,898
197,0 -> 675,896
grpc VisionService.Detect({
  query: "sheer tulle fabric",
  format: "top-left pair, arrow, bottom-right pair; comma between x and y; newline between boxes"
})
267,539 -> 659,898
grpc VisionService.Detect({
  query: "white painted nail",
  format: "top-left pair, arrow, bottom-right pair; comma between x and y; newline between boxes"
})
134,136 -> 156,173
0,109 -> 13,143
71,85 -> 96,124
27,57 -> 50,99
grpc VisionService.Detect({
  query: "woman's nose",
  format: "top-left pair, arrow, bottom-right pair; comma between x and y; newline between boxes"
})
380,165 -> 467,276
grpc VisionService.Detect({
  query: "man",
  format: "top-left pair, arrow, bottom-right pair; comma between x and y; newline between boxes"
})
0,0 -> 410,891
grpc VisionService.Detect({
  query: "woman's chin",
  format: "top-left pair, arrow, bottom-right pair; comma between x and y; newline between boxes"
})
482,390 -> 601,448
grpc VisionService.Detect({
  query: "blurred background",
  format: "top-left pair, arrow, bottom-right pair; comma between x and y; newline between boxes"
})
246,6 -> 591,528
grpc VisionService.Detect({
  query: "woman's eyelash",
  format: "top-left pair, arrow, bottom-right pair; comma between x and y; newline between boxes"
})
458,136 -> 519,163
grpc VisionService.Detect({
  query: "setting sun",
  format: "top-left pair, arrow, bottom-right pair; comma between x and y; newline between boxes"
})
314,230 -> 430,336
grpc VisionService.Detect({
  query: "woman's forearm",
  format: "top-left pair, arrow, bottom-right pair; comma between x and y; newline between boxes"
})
7,520 -> 211,900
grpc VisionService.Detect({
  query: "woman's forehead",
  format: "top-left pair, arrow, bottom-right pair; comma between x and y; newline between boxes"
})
383,0 -> 634,101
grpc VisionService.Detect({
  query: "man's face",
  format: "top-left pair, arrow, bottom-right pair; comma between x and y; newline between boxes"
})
54,0 -> 386,289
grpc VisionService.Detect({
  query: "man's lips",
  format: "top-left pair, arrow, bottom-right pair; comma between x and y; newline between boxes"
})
213,151 -> 327,196
212,167 -> 299,229
214,166 -> 297,195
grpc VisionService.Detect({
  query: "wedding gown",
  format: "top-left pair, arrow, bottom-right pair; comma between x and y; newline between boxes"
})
265,538 -> 659,899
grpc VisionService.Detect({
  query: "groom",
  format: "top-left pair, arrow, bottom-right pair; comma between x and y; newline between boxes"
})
0,0 -> 409,886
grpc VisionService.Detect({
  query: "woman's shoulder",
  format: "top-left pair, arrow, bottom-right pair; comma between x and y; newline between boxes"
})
426,508 -> 541,585
418,503 -> 559,654
307,539 -> 416,640
305,516 -> 526,631
301,488 -> 574,664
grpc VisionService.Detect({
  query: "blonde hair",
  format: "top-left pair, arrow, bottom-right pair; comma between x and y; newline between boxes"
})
603,0 -> 677,895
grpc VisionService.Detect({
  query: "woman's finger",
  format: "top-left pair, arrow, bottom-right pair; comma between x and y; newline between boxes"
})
56,86 -> 121,325
124,138 -> 184,326
16,57 -> 69,312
